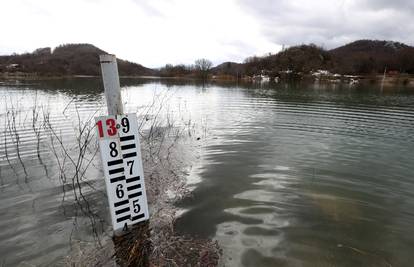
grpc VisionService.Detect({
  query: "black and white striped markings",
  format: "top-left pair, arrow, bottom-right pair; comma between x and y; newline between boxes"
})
96,113 -> 149,232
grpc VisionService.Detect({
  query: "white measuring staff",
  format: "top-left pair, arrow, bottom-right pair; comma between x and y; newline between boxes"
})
96,113 -> 149,232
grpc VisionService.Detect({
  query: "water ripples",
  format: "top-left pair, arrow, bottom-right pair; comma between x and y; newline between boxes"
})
177,85 -> 414,267
1,81 -> 414,266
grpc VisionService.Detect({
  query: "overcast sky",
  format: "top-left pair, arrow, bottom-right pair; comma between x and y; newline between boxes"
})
1,0 -> 413,67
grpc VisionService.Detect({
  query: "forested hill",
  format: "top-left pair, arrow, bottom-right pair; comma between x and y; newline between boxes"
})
330,40 -> 414,74
0,44 -> 156,76
2,40 -> 414,78
212,40 -> 414,76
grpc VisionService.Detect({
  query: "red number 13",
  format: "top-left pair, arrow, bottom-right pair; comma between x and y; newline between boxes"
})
97,118 -> 118,138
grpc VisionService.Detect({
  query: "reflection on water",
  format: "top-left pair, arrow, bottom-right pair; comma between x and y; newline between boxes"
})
174,82 -> 414,267
1,78 -> 414,266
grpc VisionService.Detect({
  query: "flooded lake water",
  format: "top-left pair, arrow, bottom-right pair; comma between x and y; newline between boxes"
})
1,78 -> 414,266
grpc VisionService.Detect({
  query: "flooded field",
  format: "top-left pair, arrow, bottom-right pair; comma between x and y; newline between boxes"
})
1,78 -> 414,266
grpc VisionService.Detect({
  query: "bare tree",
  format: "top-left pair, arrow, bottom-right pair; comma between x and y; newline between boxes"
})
194,58 -> 212,81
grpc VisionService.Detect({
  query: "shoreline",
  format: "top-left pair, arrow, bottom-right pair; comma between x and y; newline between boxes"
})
2,72 -> 414,87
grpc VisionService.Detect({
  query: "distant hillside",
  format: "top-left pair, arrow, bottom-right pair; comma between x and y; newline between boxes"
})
2,40 -> 414,79
245,44 -> 335,76
0,44 -> 156,76
330,40 -> 414,74
211,40 -> 414,77
211,62 -> 244,76
331,40 -> 409,54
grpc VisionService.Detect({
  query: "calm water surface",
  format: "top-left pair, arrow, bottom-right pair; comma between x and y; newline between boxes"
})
1,78 -> 414,266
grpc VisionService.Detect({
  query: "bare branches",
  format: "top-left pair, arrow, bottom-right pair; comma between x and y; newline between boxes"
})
43,101 -> 103,244
2,86 -> 217,266
4,101 -> 28,182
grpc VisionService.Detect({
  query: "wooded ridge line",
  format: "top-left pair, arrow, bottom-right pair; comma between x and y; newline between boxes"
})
1,40 -> 414,78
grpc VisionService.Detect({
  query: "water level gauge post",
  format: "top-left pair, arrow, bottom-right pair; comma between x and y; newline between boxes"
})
95,114 -> 149,233
96,55 -> 149,234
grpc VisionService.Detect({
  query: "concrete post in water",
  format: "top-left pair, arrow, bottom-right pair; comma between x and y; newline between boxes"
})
100,54 -> 123,115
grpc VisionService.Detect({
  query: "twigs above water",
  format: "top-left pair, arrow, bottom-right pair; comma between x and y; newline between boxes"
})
43,101 -> 104,244
2,94 -> 106,244
4,102 -> 28,182
3,88 -> 218,266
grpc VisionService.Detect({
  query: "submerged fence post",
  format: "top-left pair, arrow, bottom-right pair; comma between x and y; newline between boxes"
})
99,54 -> 124,115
